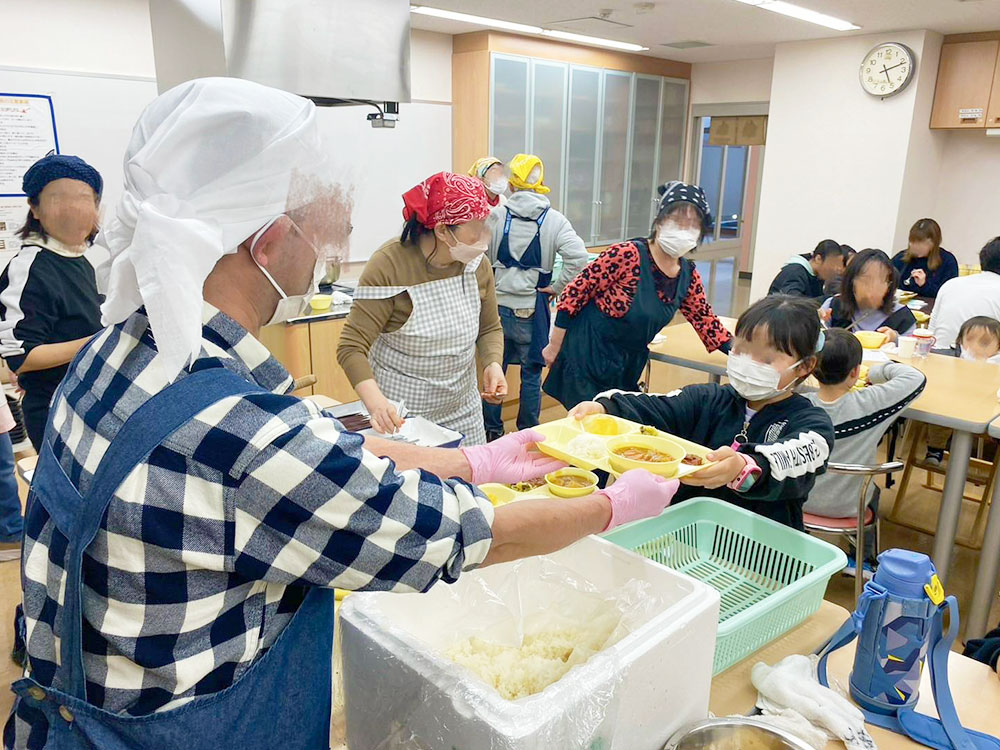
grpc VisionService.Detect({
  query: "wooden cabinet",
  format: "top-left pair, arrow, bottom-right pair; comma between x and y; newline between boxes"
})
930,39 -> 1000,129
987,49 -> 1000,127
258,318 -> 358,403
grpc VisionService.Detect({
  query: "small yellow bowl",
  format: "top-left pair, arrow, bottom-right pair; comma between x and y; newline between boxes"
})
545,468 -> 599,498
309,294 -> 333,311
912,310 -> 930,325
479,483 -> 517,506
606,434 -> 684,478
854,331 -> 887,350
582,414 -> 639,436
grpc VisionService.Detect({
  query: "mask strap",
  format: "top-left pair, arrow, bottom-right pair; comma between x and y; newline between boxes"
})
250,216 -> 289,301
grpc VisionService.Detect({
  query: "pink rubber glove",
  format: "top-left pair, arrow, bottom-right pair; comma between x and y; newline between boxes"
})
596,470 -> 680,531
461,429 -> 567,485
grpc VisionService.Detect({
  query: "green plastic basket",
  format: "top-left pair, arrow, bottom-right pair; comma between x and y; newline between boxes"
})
603,498 -> 847,674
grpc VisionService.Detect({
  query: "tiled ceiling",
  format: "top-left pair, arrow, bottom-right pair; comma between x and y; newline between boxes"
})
410,0 -> 1000,62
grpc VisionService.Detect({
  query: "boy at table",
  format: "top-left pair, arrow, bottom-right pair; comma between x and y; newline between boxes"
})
803,329 -> 926,578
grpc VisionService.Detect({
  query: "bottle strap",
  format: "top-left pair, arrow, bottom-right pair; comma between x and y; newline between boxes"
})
816,595 -> 999,749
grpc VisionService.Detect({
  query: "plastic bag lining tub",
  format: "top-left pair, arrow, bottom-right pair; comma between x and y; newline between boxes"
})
339,535 -> 720,750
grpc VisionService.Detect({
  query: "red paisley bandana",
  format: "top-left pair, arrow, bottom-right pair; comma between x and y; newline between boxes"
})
402,172 -> 491,228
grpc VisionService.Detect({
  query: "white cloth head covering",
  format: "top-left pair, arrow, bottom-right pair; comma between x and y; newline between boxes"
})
100,77 -> 322,380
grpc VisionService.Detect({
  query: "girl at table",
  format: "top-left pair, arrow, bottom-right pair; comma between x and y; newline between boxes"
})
820,248 -> 917,343
542,181 -> 732,409
892,218 -> 958,298
569,295 -> 835,530
924,316 -> 1000,466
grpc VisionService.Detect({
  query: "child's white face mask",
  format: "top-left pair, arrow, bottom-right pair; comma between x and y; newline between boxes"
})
727,353 -> 803,402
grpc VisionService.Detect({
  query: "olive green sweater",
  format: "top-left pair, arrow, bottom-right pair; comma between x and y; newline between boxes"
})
337,238 -> 504,386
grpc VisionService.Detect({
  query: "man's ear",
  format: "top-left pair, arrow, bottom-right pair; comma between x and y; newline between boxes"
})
246,218 -> 292,267
850,364 -> 862,382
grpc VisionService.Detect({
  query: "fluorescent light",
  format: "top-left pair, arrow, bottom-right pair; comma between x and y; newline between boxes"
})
540,30 -> 648,52
732,0 -> 860,31
409,6 -> 543,35
409,6 -> 648,51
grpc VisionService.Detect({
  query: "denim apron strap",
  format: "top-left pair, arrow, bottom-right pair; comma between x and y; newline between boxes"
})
498,208 -> 552,365
58,368 -> 264,700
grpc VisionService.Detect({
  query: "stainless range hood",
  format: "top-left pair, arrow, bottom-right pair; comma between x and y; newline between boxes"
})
148,0 -> 411,120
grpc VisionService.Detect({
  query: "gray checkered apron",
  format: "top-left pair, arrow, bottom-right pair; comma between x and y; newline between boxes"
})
354,254 -> 487,445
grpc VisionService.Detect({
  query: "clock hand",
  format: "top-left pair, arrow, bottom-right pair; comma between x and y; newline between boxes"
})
883,61 -> 906,72
882,66 -> 891,82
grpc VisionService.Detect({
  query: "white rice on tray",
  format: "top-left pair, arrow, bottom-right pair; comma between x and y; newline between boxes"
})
565,434 -> 607,462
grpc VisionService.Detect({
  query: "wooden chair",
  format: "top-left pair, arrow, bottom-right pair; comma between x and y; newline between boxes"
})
889,422 -> 997,548
804,461 -> 903,601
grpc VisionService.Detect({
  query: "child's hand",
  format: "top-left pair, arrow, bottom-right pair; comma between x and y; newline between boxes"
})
876,326 -> 899,344
681,446 -> 748,489
910,269 -> 927,287
569,401 -> 606,420
819,308 -> 833,323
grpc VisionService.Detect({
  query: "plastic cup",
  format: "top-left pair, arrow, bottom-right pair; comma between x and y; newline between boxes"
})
913,330 -> 936,358
897,336 -> 917,358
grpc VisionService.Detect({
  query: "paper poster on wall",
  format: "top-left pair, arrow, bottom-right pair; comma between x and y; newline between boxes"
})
0,196 -> 27,267
0,93 -> 59,197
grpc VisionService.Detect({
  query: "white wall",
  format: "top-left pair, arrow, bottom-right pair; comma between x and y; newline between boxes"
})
690,58 -> 774,104
750,29 -> 942,302
0,0 -> 154,77
932,132 -> 1000,263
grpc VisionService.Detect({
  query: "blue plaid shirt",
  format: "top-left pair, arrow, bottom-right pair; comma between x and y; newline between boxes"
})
8,304 -> 493,747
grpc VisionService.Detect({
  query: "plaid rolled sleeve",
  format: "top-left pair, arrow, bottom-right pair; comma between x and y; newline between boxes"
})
233,408 -> 494,593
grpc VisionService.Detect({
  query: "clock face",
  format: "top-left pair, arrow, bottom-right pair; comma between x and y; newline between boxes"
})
860,43 -> 915,98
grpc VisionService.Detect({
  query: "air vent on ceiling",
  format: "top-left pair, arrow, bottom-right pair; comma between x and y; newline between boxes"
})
662,40 -> 713,49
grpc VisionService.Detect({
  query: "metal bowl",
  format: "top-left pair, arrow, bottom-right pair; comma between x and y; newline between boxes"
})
663,717 -> 815,750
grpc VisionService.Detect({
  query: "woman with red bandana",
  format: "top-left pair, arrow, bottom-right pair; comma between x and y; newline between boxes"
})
338,172 -> 506,444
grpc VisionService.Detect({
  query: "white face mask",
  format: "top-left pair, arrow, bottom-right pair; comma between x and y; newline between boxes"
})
727,352 -> 803,402
250,216 -> 325,327
486,178 -> 508,195
447,228 -> 488,264
656,225 -> 700,258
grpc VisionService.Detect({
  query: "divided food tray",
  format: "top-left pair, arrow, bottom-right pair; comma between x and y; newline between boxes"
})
532,416 -> 716,479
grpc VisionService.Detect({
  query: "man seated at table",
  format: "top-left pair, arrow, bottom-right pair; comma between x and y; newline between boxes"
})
930,236 -> 1000,350
768,239 -> 847,302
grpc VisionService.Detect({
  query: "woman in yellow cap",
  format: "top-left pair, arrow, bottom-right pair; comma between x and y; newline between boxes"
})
482,153 -> 588,441
468,156 -> 508,207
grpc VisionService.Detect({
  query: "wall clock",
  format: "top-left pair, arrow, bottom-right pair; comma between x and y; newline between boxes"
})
860,43 -> 915,98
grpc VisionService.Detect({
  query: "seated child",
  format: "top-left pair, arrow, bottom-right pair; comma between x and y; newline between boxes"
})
820,248 -> 917,343
926,316 -> 1000,465
803,329 -> 926,576
570,295 -> 835,530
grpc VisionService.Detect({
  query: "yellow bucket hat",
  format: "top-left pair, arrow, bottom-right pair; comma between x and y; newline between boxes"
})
507,153 -> 550,194
467,156 -> 503,180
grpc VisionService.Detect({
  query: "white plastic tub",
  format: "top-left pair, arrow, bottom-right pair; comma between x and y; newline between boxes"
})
339,535 -> 720,750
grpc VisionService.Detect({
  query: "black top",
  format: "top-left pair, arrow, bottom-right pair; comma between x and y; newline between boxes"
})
768,256 -> 825,301
891,248 -> 959,298
0,243 -> 102,404
827,296 -> 917,335
599,384 -> 835,530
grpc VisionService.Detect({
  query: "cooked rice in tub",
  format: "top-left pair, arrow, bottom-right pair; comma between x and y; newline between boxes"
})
445,618 -> 619,700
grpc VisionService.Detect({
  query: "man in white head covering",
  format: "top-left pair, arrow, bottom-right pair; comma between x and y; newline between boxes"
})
9,78 -> 678,748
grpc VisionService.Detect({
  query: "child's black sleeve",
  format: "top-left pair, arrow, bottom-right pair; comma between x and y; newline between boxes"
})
736,408 -> 835,505
597,384 -> 717,435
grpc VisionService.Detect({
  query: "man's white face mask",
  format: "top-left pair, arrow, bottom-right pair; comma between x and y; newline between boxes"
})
250,216 -> 326,326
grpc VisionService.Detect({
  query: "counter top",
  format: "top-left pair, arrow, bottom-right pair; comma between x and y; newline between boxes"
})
285,303 -> 352,325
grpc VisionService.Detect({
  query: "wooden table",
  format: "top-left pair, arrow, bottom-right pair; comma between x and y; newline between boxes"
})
647,321 -> 1000,582
712,601 -> 1000,748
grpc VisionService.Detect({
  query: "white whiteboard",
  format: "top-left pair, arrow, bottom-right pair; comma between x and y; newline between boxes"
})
0,68 -> 453,263
315,102 -> 452,262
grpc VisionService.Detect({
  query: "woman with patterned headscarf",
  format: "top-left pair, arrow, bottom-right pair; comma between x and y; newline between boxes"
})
337,172 -> 506,443
543,181 -> 733,409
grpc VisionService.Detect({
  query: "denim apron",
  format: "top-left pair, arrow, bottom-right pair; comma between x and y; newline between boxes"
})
9,368 -> 334,749
496,207 -> 552,367
543,239 -> 692,409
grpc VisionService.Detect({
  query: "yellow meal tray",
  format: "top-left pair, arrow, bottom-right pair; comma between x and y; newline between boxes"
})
532,416 -> 717,479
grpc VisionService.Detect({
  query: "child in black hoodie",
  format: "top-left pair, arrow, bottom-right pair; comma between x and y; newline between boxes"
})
570,295 -> 835,530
